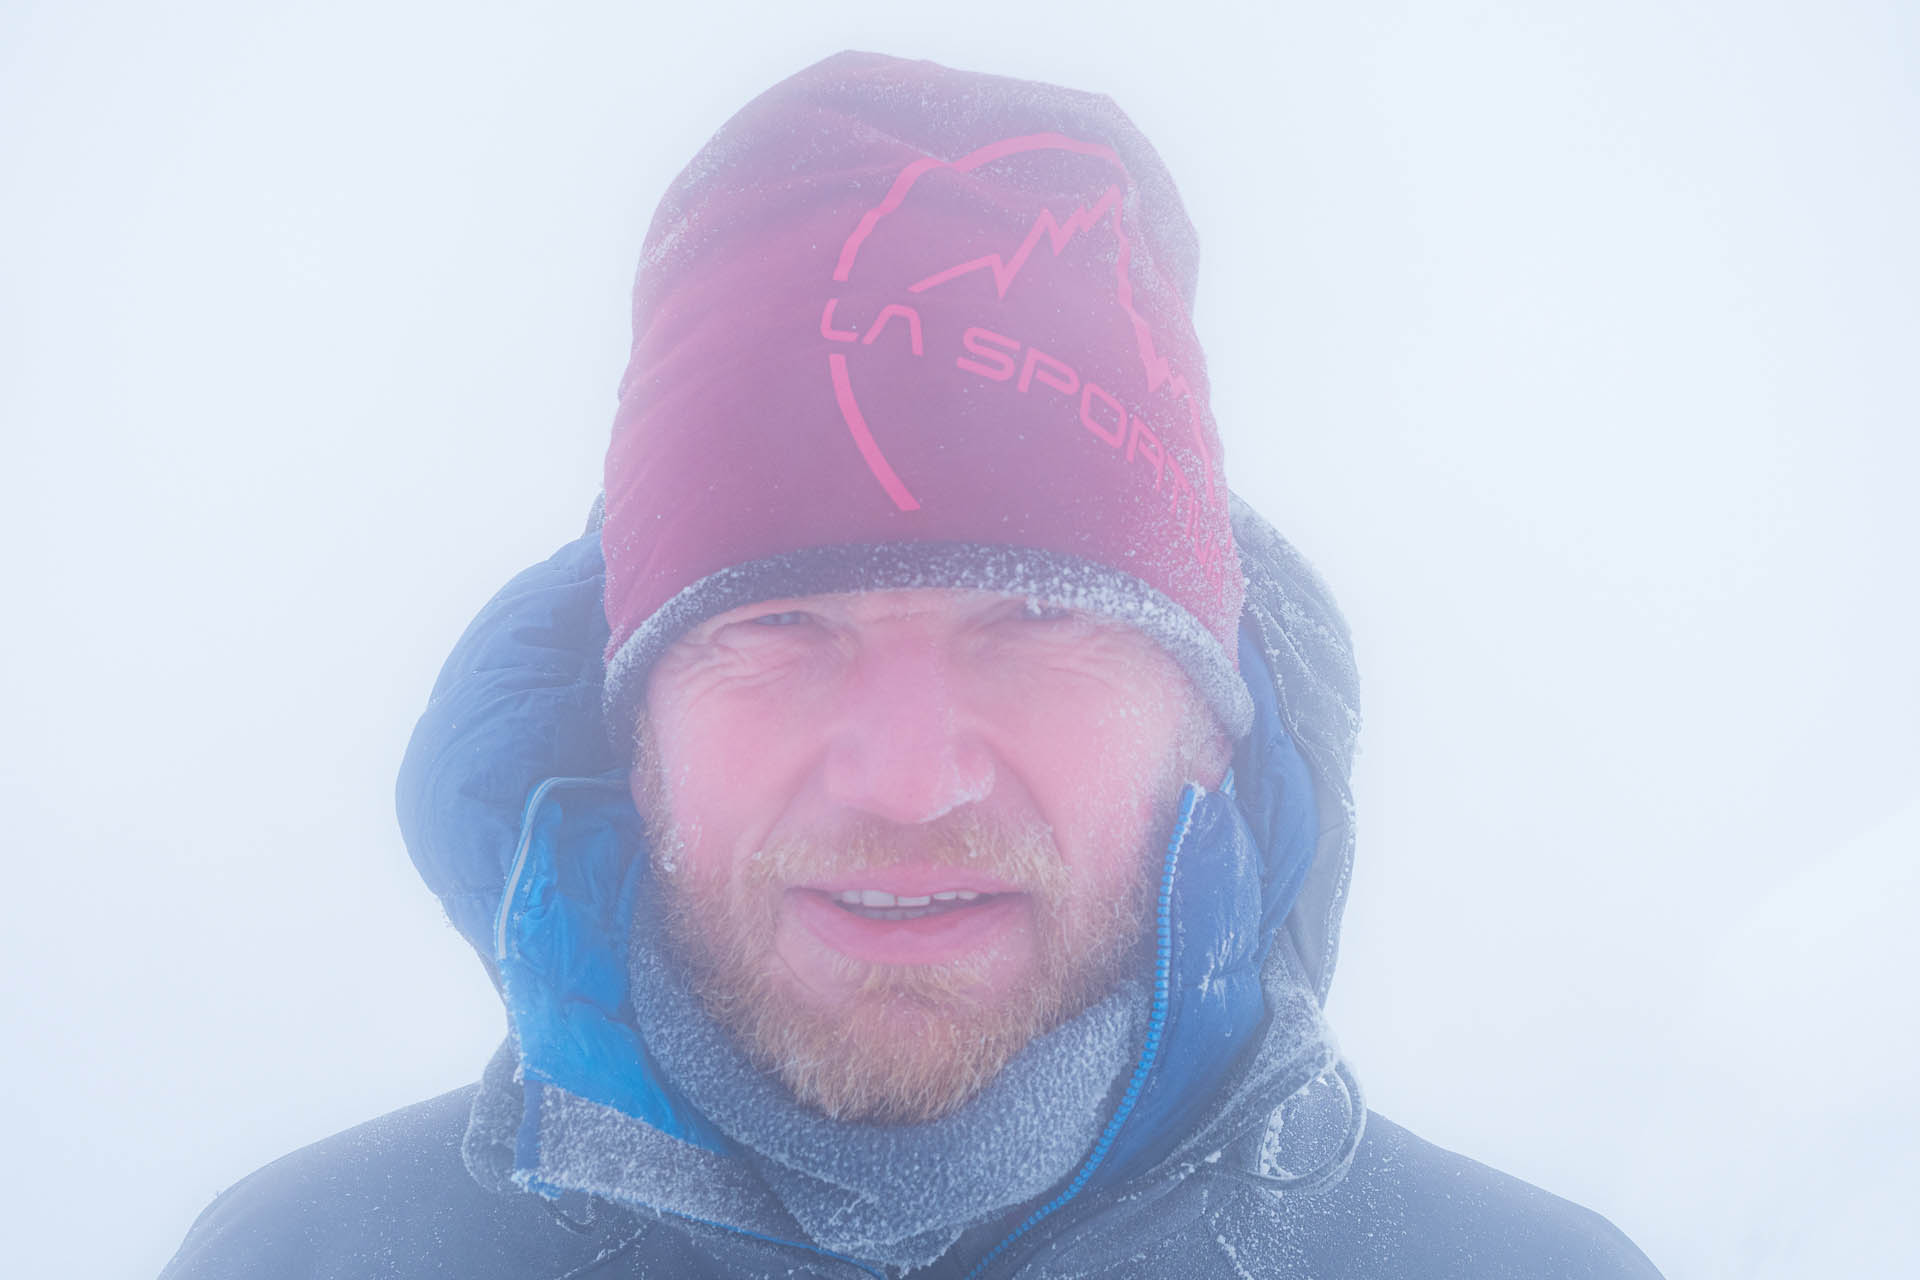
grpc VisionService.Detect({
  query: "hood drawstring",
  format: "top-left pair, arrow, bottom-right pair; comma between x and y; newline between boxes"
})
1221,1059 -> 1366,1198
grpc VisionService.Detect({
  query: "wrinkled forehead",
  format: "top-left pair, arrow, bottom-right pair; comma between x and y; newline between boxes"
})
601,545 -> 1256,762
641,583 -> 1218,748
629,582 -> 1231,817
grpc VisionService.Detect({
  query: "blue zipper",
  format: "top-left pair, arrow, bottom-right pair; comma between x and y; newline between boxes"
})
958,782 -> 1204,1280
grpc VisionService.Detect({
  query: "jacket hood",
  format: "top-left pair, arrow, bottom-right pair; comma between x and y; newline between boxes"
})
396,495 -> 1363,1263
396,494 -> 1359,1000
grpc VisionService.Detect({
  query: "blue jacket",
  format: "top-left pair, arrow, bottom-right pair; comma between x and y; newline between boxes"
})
161,500 -> 1664,1279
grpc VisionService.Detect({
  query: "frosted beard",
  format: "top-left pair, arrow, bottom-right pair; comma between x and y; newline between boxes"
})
628,725 -> 1202,1125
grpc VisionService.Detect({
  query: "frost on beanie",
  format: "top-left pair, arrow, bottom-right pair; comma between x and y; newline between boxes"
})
600,50 -> 1253,748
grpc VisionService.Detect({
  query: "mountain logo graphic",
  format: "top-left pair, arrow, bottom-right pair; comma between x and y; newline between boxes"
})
817,132 -> 1218,546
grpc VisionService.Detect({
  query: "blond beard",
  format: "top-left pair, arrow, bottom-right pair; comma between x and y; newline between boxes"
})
630,737 -> 1178,1124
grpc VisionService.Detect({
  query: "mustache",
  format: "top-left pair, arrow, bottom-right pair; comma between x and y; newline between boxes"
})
745,806 -> 1067,896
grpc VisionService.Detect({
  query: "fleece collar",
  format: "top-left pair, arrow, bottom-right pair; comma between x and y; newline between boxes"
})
613,910 -> 1141,1271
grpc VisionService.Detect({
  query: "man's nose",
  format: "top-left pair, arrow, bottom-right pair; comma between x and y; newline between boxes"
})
821,632 -> 995,825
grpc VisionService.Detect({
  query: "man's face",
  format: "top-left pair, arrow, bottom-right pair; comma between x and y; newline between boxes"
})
634,588 -> 1230,1123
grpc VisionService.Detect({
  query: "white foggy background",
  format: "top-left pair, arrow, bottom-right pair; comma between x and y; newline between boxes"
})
3,2 -> 1915,1276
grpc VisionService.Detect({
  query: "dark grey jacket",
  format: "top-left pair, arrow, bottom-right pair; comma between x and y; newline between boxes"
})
165,1085 -> 1658,1278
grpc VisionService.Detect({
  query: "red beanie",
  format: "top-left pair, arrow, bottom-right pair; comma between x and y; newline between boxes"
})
601,51 -> 1252,745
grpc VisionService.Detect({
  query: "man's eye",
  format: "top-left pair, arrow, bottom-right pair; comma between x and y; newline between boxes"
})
749,610 -> 813,627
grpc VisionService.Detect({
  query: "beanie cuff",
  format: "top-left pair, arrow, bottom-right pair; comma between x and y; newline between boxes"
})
602,541 -> 1253,759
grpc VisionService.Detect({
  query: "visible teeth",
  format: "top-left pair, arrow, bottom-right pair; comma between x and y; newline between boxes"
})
832,887 -> 990,907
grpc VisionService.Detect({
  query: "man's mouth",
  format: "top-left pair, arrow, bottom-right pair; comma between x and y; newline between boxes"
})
826,887 -> 1000,921
787,877 -> 1028,965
